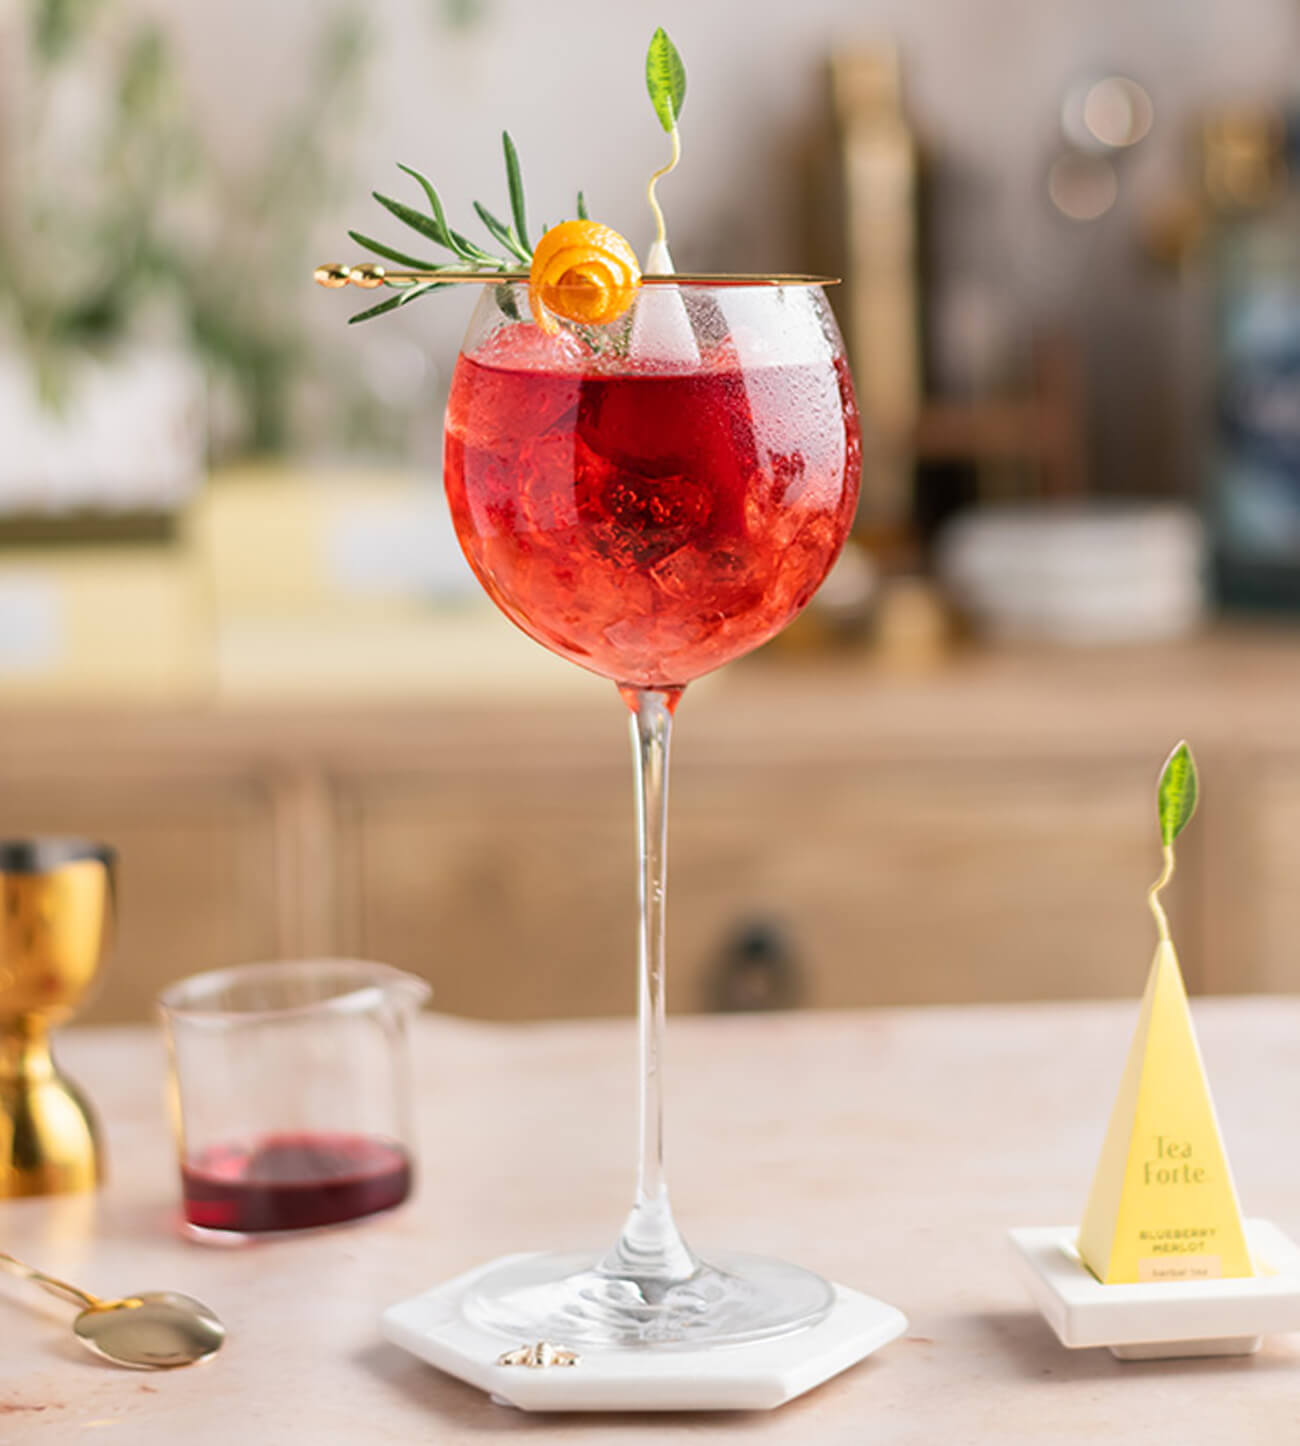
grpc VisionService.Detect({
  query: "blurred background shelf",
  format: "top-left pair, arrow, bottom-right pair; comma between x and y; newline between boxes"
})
11,4 -> 1300,1025
6,629 -> 1299,1024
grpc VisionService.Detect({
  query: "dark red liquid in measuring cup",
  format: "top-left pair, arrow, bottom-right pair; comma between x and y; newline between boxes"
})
181,1133 -> 412,1233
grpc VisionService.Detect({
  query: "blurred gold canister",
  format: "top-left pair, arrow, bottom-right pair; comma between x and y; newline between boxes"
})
0,840 -> 115,1198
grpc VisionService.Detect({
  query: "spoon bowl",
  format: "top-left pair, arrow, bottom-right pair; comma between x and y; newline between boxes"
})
0,1251 -> 225,1370
73,1292 -> 226,1369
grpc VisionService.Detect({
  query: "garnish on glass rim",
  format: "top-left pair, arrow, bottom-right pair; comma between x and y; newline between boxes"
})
316,131 -> 552,323
313,27 -> 835,322
528,221 -> 641,331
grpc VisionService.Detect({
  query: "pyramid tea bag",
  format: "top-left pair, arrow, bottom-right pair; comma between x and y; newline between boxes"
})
1077,742 -> 1254,1285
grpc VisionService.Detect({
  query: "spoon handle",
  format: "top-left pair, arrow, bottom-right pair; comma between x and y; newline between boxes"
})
0,1251 -> 103,1311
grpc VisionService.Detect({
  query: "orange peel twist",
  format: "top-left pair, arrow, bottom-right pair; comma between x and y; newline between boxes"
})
528,221 -> 641,331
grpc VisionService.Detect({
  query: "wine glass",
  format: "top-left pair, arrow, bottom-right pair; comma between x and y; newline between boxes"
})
443,276 -> 861,1348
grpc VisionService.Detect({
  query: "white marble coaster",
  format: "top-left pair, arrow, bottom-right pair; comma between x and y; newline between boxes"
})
381,1252 -> 907,1411
1008,1219 -> 1300,1360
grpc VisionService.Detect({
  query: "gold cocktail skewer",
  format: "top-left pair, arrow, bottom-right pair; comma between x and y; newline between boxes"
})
314,263 -> 837,290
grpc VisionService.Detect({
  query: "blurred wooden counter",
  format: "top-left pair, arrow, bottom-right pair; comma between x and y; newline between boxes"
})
7,627 -> 1300,1022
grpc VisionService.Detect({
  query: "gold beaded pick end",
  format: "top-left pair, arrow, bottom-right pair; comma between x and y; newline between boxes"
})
314,262 -> 401,289
496,1341 -> 581,1368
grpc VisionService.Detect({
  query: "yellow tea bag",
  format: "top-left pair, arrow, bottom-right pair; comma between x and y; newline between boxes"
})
1077,743 -> 1254,1285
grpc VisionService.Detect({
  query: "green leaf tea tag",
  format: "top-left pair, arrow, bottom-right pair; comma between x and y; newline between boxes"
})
646,27 -> 686,133
1157,740 -> 1198,847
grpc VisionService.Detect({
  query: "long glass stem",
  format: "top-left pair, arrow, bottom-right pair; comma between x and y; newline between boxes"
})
600,686 -> 697,1286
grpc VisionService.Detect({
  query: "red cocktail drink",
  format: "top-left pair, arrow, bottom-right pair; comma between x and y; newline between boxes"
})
443,281 -> 862,1348
445,327 -> 860,688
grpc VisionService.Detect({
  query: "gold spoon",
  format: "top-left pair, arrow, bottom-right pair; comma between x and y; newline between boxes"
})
0,1250 -> 225,1369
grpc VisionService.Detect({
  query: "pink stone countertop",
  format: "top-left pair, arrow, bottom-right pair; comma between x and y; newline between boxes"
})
2,1002 -> 1296,1443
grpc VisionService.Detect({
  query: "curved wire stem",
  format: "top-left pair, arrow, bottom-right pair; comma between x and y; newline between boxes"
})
646,126 -> 681,251
1147,843 -> 1176,946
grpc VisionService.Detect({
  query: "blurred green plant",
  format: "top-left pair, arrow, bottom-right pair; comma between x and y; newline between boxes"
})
176,10 -> 372,455
438,0 -> 487,29
1,0 -> 392,458
33,0 -> 104,63
1,3 -> 197,407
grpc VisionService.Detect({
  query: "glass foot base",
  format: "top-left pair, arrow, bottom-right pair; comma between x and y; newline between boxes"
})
460,1249 -> 835,1349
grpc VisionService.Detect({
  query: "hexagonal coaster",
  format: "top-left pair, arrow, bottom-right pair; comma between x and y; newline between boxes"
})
1008,1219 -> 1300,1360
380,1253 -> 907,1412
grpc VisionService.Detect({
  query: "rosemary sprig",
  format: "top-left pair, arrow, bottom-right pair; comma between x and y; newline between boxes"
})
502,131 -> 531,252
472,201 -> 530,263
345,230 -> 441,271
395,162 -> 497,264
369,187 -> 476,262
339,124 -> 625,324
347,280 -> 447,325
345,130 -> 596,322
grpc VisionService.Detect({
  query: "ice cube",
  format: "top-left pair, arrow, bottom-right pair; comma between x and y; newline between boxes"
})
476,322 -> 588,373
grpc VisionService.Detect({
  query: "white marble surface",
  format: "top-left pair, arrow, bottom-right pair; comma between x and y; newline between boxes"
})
2,1002 -> 1299,1443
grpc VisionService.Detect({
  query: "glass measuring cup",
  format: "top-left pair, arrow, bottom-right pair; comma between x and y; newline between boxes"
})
159,960 -> 430,1239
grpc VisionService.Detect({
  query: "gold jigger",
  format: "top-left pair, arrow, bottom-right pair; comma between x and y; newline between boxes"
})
0,840 -> 115,1198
